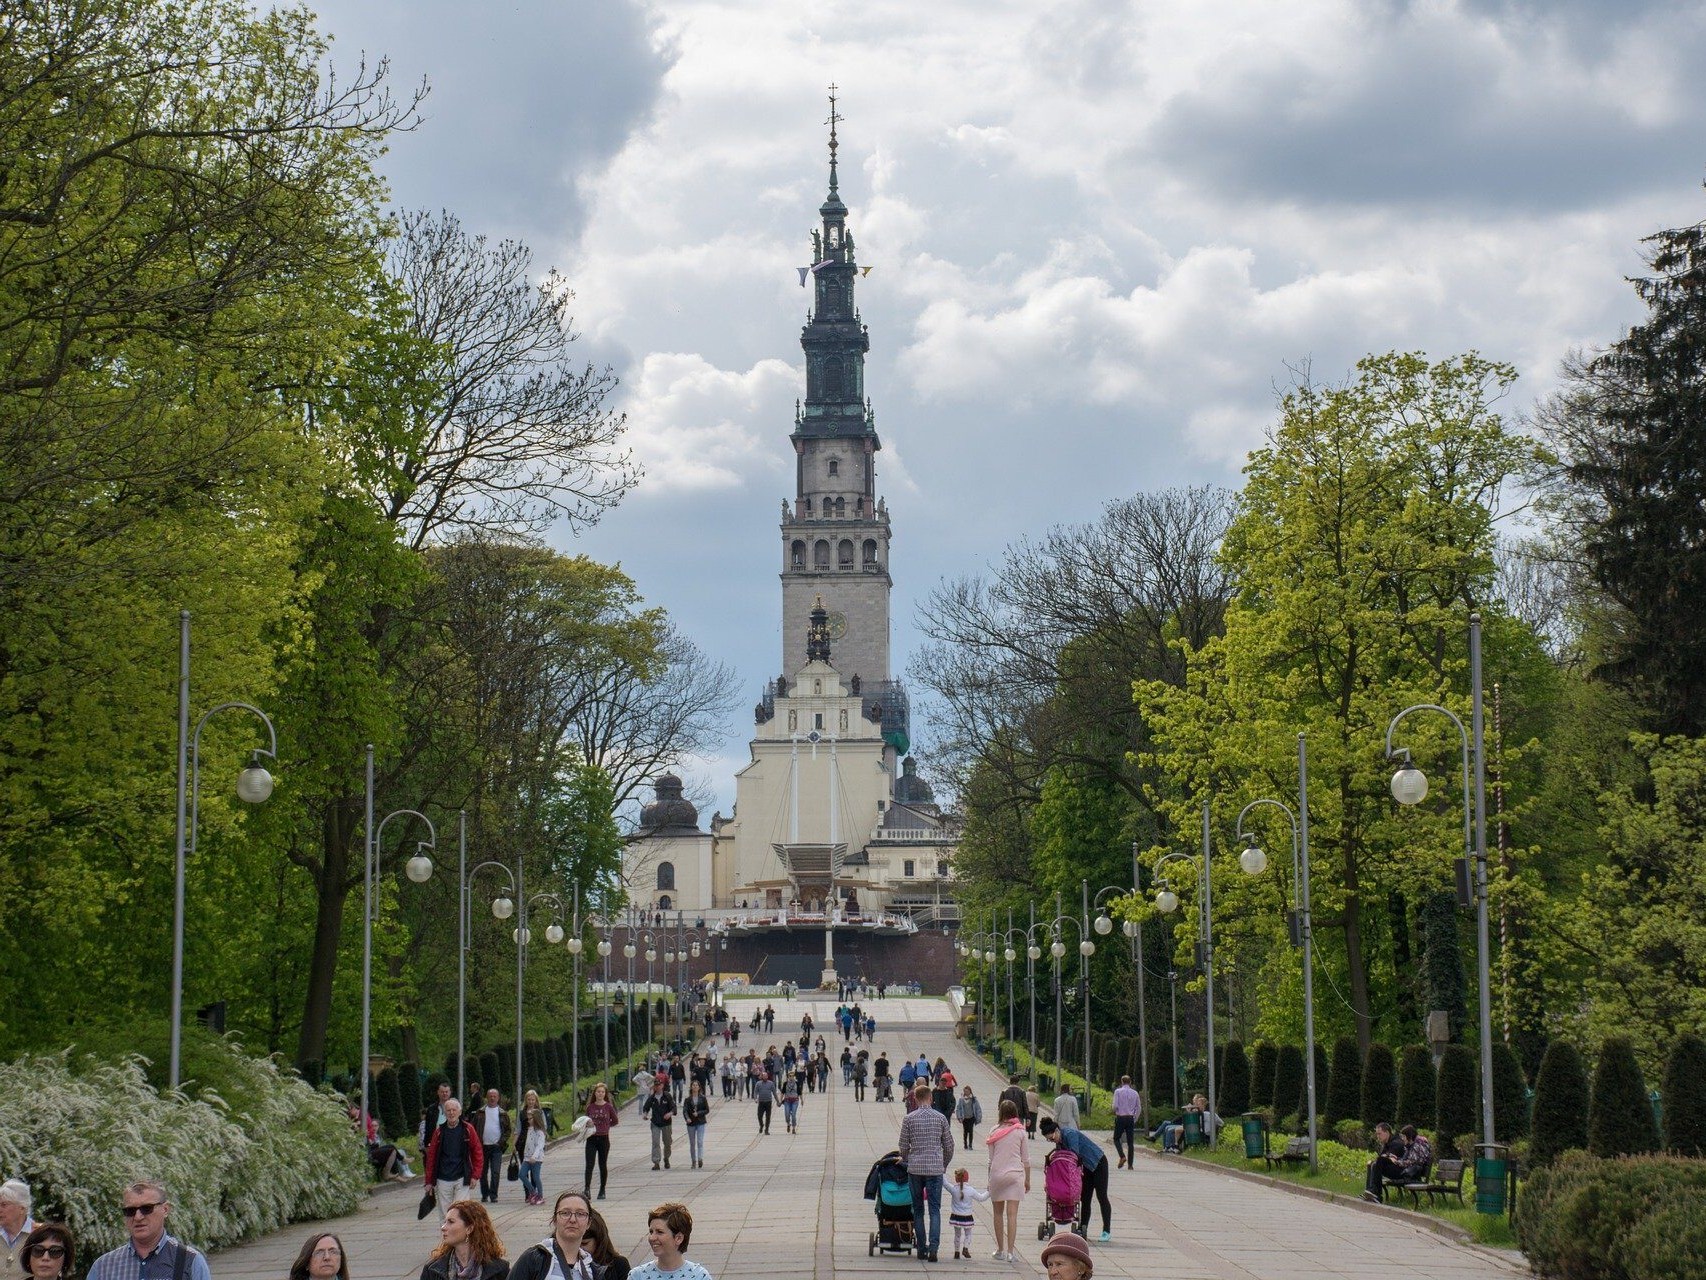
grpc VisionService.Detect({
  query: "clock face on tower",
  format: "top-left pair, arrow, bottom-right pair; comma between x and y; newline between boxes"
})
826,610 -> 848,640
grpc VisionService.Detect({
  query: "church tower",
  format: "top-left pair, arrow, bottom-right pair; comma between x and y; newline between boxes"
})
780,93 -> 892,687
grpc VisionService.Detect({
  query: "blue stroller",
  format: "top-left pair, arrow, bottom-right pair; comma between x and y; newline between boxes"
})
864,1150 -> 917,1256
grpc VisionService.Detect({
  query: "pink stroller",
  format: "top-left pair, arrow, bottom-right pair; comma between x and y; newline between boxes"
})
1037,1145 -> 1082,1239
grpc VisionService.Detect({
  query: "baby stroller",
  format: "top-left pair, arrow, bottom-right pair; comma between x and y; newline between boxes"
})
864,1150 -> 918,1256
1037,1145 -> 1082,1240
874,1072 -> 894,1103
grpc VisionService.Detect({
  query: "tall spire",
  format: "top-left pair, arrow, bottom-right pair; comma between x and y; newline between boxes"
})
826,85 -> 841,198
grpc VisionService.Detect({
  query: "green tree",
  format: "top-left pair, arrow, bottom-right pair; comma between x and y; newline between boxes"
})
1661,1033 -> 1706,1157
1541,204 -> 1706,736
1435,1043 -> 1478,1157
1360,1043 -> 1399,1128
1140,352 -> 1548,1057
1530,1040 -> 1590,1167
1325,1036 -> 1362,1130
1396,1045 -> 1434,1129
1589,1036 -> 1659,1158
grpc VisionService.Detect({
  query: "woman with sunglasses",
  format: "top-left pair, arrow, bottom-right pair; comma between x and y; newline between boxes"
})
288,1233 -> 349,1280
20,1226 -> 73,1280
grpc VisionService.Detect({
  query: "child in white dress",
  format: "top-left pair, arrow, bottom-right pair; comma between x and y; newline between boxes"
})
947,1168 -> 991,1259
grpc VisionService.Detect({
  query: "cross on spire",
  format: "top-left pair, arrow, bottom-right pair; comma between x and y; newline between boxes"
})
826,85 -> 841,195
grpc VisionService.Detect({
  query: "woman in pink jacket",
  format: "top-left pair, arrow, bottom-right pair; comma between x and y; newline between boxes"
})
985,1098 -> 1031,1261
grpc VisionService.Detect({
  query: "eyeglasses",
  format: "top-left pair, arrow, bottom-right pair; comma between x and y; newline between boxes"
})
121,1204 -> 164,1219
31,1247 -> 67,1260
554,1210 -> 590,1221
311,1249 -> 343,1258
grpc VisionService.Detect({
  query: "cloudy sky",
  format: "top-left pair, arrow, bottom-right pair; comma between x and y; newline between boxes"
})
310,0 -> 1705,815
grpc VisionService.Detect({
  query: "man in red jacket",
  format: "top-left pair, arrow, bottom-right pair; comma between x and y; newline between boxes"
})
424,1098 -> 484,1220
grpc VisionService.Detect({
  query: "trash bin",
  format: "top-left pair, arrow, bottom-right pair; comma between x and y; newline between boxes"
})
1241,1114 -> 1267,1159
1475,1144 -> 1509,1216
614,1070 -> 629,1093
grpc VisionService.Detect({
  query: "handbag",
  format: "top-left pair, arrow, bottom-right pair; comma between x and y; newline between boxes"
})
506,1154 -> 520,1182
417,1189 -> 436,1219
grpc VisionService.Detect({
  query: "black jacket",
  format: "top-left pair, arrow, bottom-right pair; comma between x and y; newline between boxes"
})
509,1246 -> 626,1280
420,1256 -> 510,1280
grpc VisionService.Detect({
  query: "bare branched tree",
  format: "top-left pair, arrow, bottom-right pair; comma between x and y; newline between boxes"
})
911,486 -> 1235,805
383,210 -> 639,548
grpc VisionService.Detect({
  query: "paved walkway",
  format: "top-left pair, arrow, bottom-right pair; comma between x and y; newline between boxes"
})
213,998 -> 1518,1280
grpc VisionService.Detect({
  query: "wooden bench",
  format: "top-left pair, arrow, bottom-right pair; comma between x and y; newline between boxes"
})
1401,1158 -> 1467,1207
1263,1136 -> 1311,1169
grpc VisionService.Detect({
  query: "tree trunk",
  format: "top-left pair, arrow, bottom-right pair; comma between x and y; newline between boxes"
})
1341,832 -> 1373,1058
296,797 -> 359,1070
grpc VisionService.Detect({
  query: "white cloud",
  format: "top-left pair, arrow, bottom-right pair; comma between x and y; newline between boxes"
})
620,353 -> 798,494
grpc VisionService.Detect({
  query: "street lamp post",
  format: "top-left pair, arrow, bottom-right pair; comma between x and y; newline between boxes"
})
516,891 -> 567,1105
169,614 -> 278,1089
1385,612 -> 1497,1170
1026,903 -> 1040,1078
360,755 -> 436,1129
566,885 -> 584,1095
1154,802 -> 1217,1134
1233,732 -> 1318,1171
623,913 -> 637,1080
1078,881 -> 1096,1115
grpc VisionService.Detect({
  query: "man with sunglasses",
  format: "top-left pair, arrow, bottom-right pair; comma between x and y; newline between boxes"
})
86,1181 -> 210,1280
1,1180 -> 35,1278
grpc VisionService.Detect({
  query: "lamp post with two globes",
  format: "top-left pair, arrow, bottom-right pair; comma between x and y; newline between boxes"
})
1385,612 -> 1496,1170
1232,733 -> 1317,1170
1089,882 -> 1145,1104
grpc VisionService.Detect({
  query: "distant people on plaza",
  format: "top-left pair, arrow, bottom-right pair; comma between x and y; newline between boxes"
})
781,1072 -> 803,1131
1111,1076 -> 1141,1169
2,1180 -> 36,1277
1157,1093 -> 1220,1153
508,1191 -> 592,1280
864,1015 -> 876,1041
842,1046 -> 856,1084
852,1053 -> 869,1101
18,1225 -> 73,1280
1024,1084 -> 1041,1137
86,1180 -> 211,1280
421,1200 -> 507,1280
632,1203 -> 712,1280
763,1004 -> 775,1033
466,1081 -> 485,1115
1362,1122 -> 1409,1202
955,1085 -> 984,1149
946,1169 -> 991,1260
998,1076 -> 1028,1131
1039,1230 -> 1094,1280
898,1081 -> 955,1263
518,1105 -> 547,1205
898,1057 -> 917,1094
985,1098 -> 1031,1262
1051,1085 -> 1079,1130
630,1062 -> 654,1100
669,1055 -> 687,1103
583,1080 -> 619,1200
473,1087 -> 512,1203
421,1080 -> 454,1146
684,1079 -> 711,1167
580,1208 -> 631,1280
1039,1118 -> 1111,1242
425,1098 -> 484,1218
915,1052 -> 931,1082
642,1076 -> 678,1170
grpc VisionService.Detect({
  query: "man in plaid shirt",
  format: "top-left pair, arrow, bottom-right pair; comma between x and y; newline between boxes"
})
897,1083 -> 955,1261
86,1182 -> 211,1280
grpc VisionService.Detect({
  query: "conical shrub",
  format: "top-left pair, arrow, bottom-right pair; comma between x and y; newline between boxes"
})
1303,1041 -> 1329,1124
1529,1039 -> 1590,1167
1490,1041 -> 1529,1142
1148,1035 -> 1178,1109
1360,1043 -> 1398,1128
375,1065 -> 408,1142
1325,1036 -> 1362,1130
1396,1045 -> 1433,1129
1435,1043 -> 1478,1157
1220,1041 -> 1251,1115
1662,1033 -> 1706,1157
1272,1044 -> 1304,1128
1588,1035 -> 1659,1158
1250,1042 -> 1277,1108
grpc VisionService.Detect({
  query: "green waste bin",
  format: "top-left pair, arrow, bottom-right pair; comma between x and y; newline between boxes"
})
1475,1145 -> 1509,1215
614,1070 -> 629,1093
1241,1114 -> 1267,1160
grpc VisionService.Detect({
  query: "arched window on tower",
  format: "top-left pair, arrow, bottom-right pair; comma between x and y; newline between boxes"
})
814,540 -> 830,569
838,539 -> 854,568
863,539 -> 878,566
827,458 -> 839,477
657,861 -> 676,891
833,496 -> 846,517
791,540 -> 805,569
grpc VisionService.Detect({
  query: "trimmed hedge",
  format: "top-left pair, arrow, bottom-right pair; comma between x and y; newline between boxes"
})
1515,1152 -> 1706,1280
1395,1044 -> 1433,1129
1661,1033 -> 1706,1157
1589,1036 -> 1659,1158
1435,1043 -> 1478,1157
1490,1040 -> 1528,1142
1272,1044 -> 1304,1128
1220,1041 -> 1250,1116
1359,1042 -> 1397,1128
1325,1036 -> 1361,1130
1250,1042 -> 1277,1108
1531,1039 -> 1591,1168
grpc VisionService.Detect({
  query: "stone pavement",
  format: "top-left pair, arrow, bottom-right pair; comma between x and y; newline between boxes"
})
212,997 -> 1519,1280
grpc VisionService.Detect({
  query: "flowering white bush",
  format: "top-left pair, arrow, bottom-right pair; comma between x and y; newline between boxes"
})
0,1045 -> 367,1258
